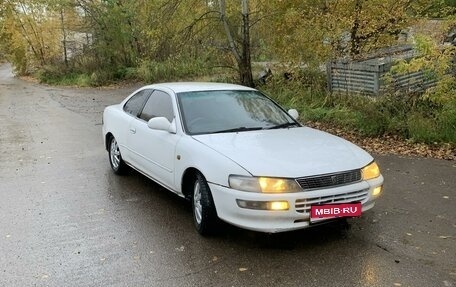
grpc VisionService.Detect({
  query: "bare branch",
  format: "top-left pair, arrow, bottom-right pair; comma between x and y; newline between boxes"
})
249,11 -> 280,28
219,0 -> 241,64
181,10 -> 220,37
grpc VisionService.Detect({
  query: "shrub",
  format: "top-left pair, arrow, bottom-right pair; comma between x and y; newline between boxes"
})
407,113 -> 440,143
36,64 -> 95,87
136,57 -> 208,83
260,70 -> 455,145
436,101 -> 456,143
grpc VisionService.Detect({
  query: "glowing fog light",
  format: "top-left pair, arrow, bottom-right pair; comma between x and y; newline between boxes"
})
236,200 -> 289,211
268,201 -> 289,211
373,186 -> 383,196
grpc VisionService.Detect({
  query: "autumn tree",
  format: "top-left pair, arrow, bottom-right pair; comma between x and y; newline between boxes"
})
268,0 -> 437,64
217,0 -> 253,86
0,0 -> 80,74
1,0 -> 451,85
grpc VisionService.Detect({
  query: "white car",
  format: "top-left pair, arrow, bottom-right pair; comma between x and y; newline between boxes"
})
102,82 -> 383,235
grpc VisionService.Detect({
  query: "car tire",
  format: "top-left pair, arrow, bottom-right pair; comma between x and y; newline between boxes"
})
192,172 -> 218,235
108,136 -> 127,175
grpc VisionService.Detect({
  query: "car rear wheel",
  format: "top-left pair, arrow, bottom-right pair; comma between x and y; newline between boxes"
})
192,172 -> 218,235
109,136 -> 127,175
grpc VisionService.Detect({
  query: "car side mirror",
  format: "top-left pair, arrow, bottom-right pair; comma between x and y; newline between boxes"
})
147,117 -> 176,134
288,109 -> 299,120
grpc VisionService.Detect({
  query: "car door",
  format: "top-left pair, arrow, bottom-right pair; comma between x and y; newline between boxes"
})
118,89 -> 152,163
127,90 -> 179,190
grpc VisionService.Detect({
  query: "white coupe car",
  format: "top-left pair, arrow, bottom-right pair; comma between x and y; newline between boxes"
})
102,82 -> 383,235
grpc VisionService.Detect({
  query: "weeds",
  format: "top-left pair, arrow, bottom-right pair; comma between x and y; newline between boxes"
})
36,56 -> 211,86
260,70 -> 455,145
136,57 -> 208,83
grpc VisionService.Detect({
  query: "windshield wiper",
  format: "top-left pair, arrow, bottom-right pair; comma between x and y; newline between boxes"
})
211,127 -> 264,134
267,122 -> 300,130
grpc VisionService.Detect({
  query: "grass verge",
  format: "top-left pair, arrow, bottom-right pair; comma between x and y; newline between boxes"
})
259,75 -> 456,147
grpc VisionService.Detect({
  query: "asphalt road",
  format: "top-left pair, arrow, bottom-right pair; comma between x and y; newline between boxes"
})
0,63 -> 455,287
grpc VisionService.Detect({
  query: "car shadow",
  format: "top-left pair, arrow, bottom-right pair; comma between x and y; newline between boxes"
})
108,168 -> 359,251
215,219 -> 353,250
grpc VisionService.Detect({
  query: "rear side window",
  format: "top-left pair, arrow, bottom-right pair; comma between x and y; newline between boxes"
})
139,90 -> 174,122
123,89 -> 152,117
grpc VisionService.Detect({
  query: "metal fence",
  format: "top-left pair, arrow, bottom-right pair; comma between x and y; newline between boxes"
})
326,45 -> 438,95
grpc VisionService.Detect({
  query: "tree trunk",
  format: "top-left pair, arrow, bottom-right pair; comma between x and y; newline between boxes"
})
60,8 -> 68,67
219,0 -> 240,63
219,0 -> 254,87
240,0 -> 254,87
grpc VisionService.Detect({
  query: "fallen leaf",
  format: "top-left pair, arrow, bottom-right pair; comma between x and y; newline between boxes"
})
305,121 -> 456,160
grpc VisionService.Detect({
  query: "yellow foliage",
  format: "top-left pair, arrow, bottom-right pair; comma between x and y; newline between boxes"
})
263,0 -> 436,63
391,35 -> 456,105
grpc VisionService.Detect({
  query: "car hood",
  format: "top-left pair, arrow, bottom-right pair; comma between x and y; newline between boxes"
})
192,127 -> 373,178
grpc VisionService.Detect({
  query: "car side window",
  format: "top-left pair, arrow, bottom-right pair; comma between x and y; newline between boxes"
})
123,89 -> 152,117
139,90 -> 174,122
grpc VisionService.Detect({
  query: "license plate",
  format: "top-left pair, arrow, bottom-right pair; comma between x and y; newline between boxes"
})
310,202 -> 362,222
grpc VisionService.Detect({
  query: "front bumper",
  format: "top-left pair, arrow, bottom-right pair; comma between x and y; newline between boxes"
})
209,175 -> 383,233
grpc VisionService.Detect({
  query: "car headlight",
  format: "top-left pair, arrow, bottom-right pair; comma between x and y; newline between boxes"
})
229,175 -> 302,193
362,161 -> 380,180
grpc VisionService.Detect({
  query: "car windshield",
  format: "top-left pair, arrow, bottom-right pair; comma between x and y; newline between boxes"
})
177,90 -> 298,135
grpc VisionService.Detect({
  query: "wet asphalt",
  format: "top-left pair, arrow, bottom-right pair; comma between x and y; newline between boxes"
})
0,63 -> 455,287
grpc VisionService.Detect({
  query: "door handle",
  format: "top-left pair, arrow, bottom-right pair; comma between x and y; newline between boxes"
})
129,128 -> 136,134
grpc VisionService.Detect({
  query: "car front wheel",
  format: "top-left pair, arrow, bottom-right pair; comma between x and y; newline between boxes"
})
109,136 -> 127,174
192,172 -> 218,235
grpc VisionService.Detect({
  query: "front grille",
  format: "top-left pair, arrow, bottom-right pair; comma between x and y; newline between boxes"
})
295,188 -> 369,214
296,169 -> 361,190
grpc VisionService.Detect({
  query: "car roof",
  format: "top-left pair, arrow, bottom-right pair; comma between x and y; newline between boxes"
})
144,82 -> 257,94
